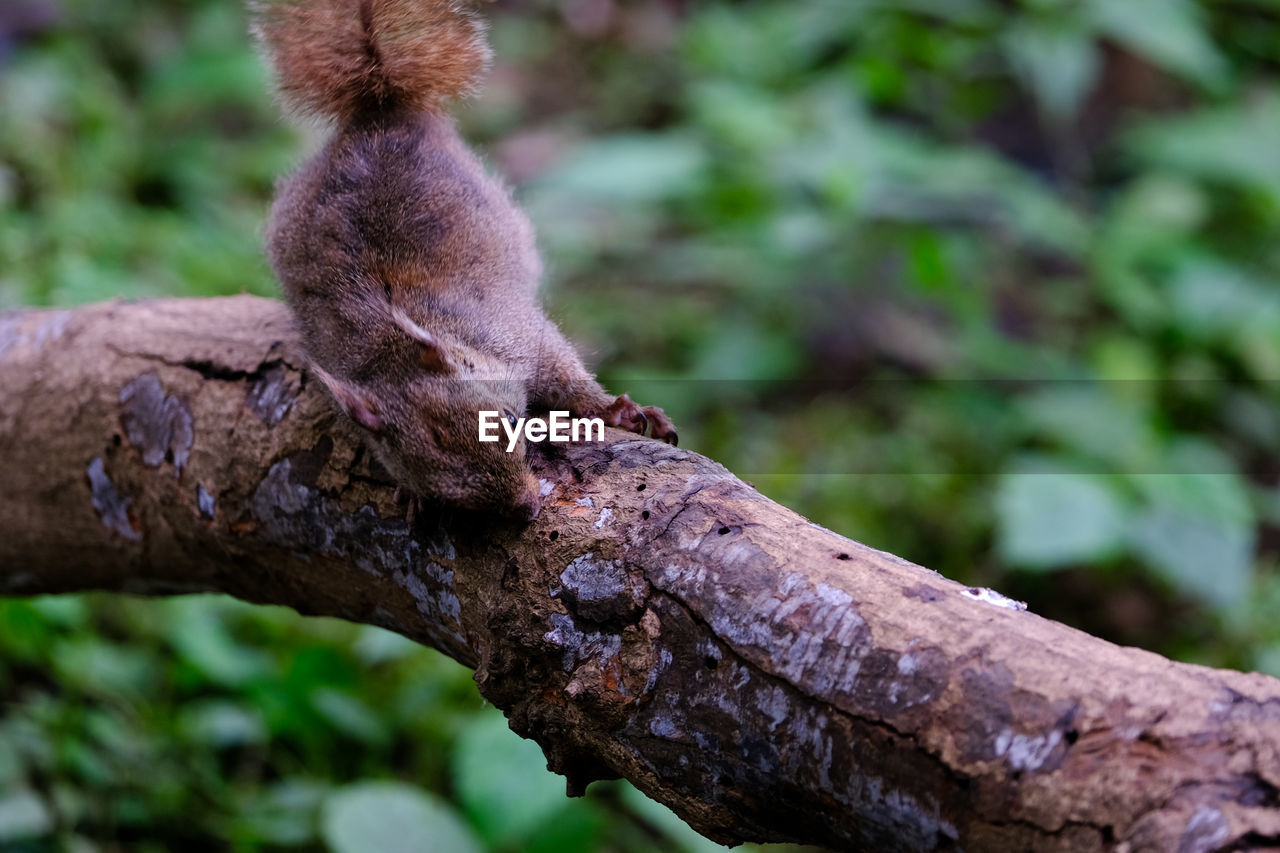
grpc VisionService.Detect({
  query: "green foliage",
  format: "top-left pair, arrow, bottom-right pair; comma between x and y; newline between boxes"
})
322,782 -> 484,853
0,597 -> 745,850
995,469 -> 1129,568
3,0 -> 1280,846
452,712 -> 583,848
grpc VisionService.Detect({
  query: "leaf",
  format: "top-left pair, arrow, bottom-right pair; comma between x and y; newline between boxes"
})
1129,508 -> 1253,610
1004,21 -> 1100,122
0,790 -> 53,842
1100,175 -> 1208,266
693,317 -> 804,380
452,710 -> 571,846
321,782 -> 482,853
235,780 -> 327,846
996,471 -> 1129,569
179,700 -> 267,749
309,689 -> 389,747
0,740 -> 19,787
536,134 -> 708,203
1166,258 -> 1280,342
51,639 -> 159,698
689,81 -> 794,156
619,782 -> 730,853
1086,0 -> 1228,89
1129,443 -> 1254,521
166,599 -> 272,688
352,626 -> 419,665
1126,447 -> 1255,610
26,596 -> 89,627
684,4 -> 865,82
1127,96 -> 1280,193
856,134 -> 1089,253
518,804 -> 608,853
1019,386 -> 1158,470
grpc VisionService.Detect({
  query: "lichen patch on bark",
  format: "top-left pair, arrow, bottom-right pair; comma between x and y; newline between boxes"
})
245,361 -> 300,426
245,453 -> 468,653
556,553 -> 644,622
196,484 -> 216,519
87,457 -> 140,541
119,372 -> 194,474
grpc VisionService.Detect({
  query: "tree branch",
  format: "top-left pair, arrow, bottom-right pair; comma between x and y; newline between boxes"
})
2,296 -> 1278,851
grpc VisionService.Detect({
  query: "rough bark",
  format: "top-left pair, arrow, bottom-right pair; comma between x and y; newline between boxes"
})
1,296 -> 1279,852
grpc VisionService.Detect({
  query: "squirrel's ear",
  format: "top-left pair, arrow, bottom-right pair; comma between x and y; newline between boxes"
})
390,306 -> 455,374
310,365 -> 384,432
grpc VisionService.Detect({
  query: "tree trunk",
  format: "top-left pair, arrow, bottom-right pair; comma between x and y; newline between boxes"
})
2,296 -> 1278,852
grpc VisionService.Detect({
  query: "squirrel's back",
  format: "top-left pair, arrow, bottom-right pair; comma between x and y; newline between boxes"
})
252,0 -> 491,121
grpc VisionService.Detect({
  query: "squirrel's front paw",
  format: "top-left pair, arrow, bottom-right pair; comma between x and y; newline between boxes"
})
600,394 -> 678,446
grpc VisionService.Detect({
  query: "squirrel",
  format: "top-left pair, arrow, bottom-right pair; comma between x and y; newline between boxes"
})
252,0 -> 676,521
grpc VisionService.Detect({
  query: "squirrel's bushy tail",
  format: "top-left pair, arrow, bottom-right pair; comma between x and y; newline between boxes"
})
252,0 -> 491,120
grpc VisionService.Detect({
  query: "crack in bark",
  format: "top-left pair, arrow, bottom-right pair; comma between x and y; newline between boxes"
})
106,344 -> 290,384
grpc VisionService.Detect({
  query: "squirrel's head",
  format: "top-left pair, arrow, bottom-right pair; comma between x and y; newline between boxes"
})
311,313 -> 541,521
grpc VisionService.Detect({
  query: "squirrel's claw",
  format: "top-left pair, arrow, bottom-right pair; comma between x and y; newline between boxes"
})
642,406 -> 677,446
599,394 -> 677,445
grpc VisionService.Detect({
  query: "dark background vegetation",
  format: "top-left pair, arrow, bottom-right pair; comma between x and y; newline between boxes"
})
3,0 -> 1280,848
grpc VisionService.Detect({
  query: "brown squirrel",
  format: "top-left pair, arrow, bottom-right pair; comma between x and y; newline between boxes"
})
253,0 -> 676,521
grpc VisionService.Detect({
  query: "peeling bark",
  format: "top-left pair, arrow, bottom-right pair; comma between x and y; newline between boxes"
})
2,296 -> 1279,852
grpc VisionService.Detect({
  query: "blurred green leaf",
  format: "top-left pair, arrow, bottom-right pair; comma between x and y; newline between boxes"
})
0,790 -> 53,843
996,470 -> 1129,569
519,803 -> 609,853
1126,444 -> 1255,609
0,742 -> 20,788
453,710 -> 574,847
694,317 -> 804,380
179,700 -> 267,748
1004,20 -> 1100,122
1100,175 -> 1209,267
234,780 -> 327,846
537,135 -> 708,203
619,782 -> 729,853
1019,386 -> 1158,470
321,782 -> 483,853
688,81 -> 795,156
1128,95 -> 1280,194
858,135 -> 1089,253
352,626 -> 419,665
1129,509 -> 1253,610
167,599 -> 273,688
309,688 -> 389,747
27,596 -> 90,627
1129,445 -> 1254,523
1166,258 -> 1280,344
52,639 -> 159,698
1086,0 -> 1228,89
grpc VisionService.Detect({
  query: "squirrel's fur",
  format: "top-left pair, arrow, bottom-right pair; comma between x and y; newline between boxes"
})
254,0 -> 675,520
252,0 -> 491,120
